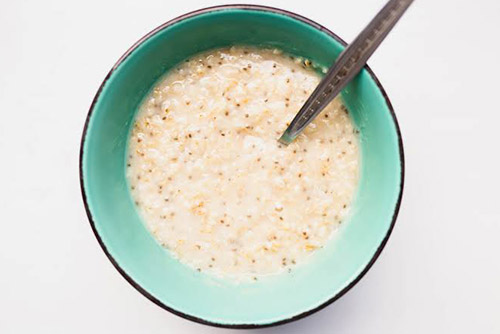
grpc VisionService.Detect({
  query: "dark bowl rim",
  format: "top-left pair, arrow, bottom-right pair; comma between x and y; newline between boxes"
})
79,3 -> 405,329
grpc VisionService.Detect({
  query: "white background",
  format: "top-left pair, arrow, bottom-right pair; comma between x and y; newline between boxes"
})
1,0 -> 499,333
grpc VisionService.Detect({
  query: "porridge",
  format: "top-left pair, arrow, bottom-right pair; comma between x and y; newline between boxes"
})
127,47 -> 359,281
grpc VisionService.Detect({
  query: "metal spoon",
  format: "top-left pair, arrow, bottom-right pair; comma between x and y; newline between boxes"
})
279,0 -> 414,145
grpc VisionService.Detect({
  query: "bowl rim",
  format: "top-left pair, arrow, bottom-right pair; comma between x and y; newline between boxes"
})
79,4 -> 405,329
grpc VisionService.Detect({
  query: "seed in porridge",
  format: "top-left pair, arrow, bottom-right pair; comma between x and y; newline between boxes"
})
127,46 -> 359,282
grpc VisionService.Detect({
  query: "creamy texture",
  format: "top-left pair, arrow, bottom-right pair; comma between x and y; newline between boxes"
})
127,47 -> 359,281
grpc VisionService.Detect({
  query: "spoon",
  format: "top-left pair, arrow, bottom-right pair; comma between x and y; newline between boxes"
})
279,0 -> 414,145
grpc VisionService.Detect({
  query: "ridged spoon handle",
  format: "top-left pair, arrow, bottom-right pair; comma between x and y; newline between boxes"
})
279,0 -> 414,145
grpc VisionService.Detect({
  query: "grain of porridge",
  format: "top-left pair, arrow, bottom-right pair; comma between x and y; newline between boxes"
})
127,47 -> 359,281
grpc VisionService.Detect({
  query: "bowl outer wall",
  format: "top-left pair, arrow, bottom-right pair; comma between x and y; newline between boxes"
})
80,4 -> 404,328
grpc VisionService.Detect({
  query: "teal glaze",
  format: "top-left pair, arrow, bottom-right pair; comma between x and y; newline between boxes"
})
81,5 -> 404,327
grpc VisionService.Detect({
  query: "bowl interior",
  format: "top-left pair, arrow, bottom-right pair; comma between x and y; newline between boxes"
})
81,7 -> 403,326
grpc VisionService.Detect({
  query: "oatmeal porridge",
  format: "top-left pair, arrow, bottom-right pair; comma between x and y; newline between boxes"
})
127,47 -> 359,281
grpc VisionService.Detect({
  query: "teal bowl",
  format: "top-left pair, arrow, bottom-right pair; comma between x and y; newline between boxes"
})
80,5 -> 404,328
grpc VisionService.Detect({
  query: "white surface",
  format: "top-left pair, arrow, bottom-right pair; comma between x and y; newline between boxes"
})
1,0 -> 499,332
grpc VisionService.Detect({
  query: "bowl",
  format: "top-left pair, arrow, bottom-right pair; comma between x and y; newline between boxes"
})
80,4 -> 404,328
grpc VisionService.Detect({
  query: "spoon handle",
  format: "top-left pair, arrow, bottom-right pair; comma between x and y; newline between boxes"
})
279,0 -> 414,145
